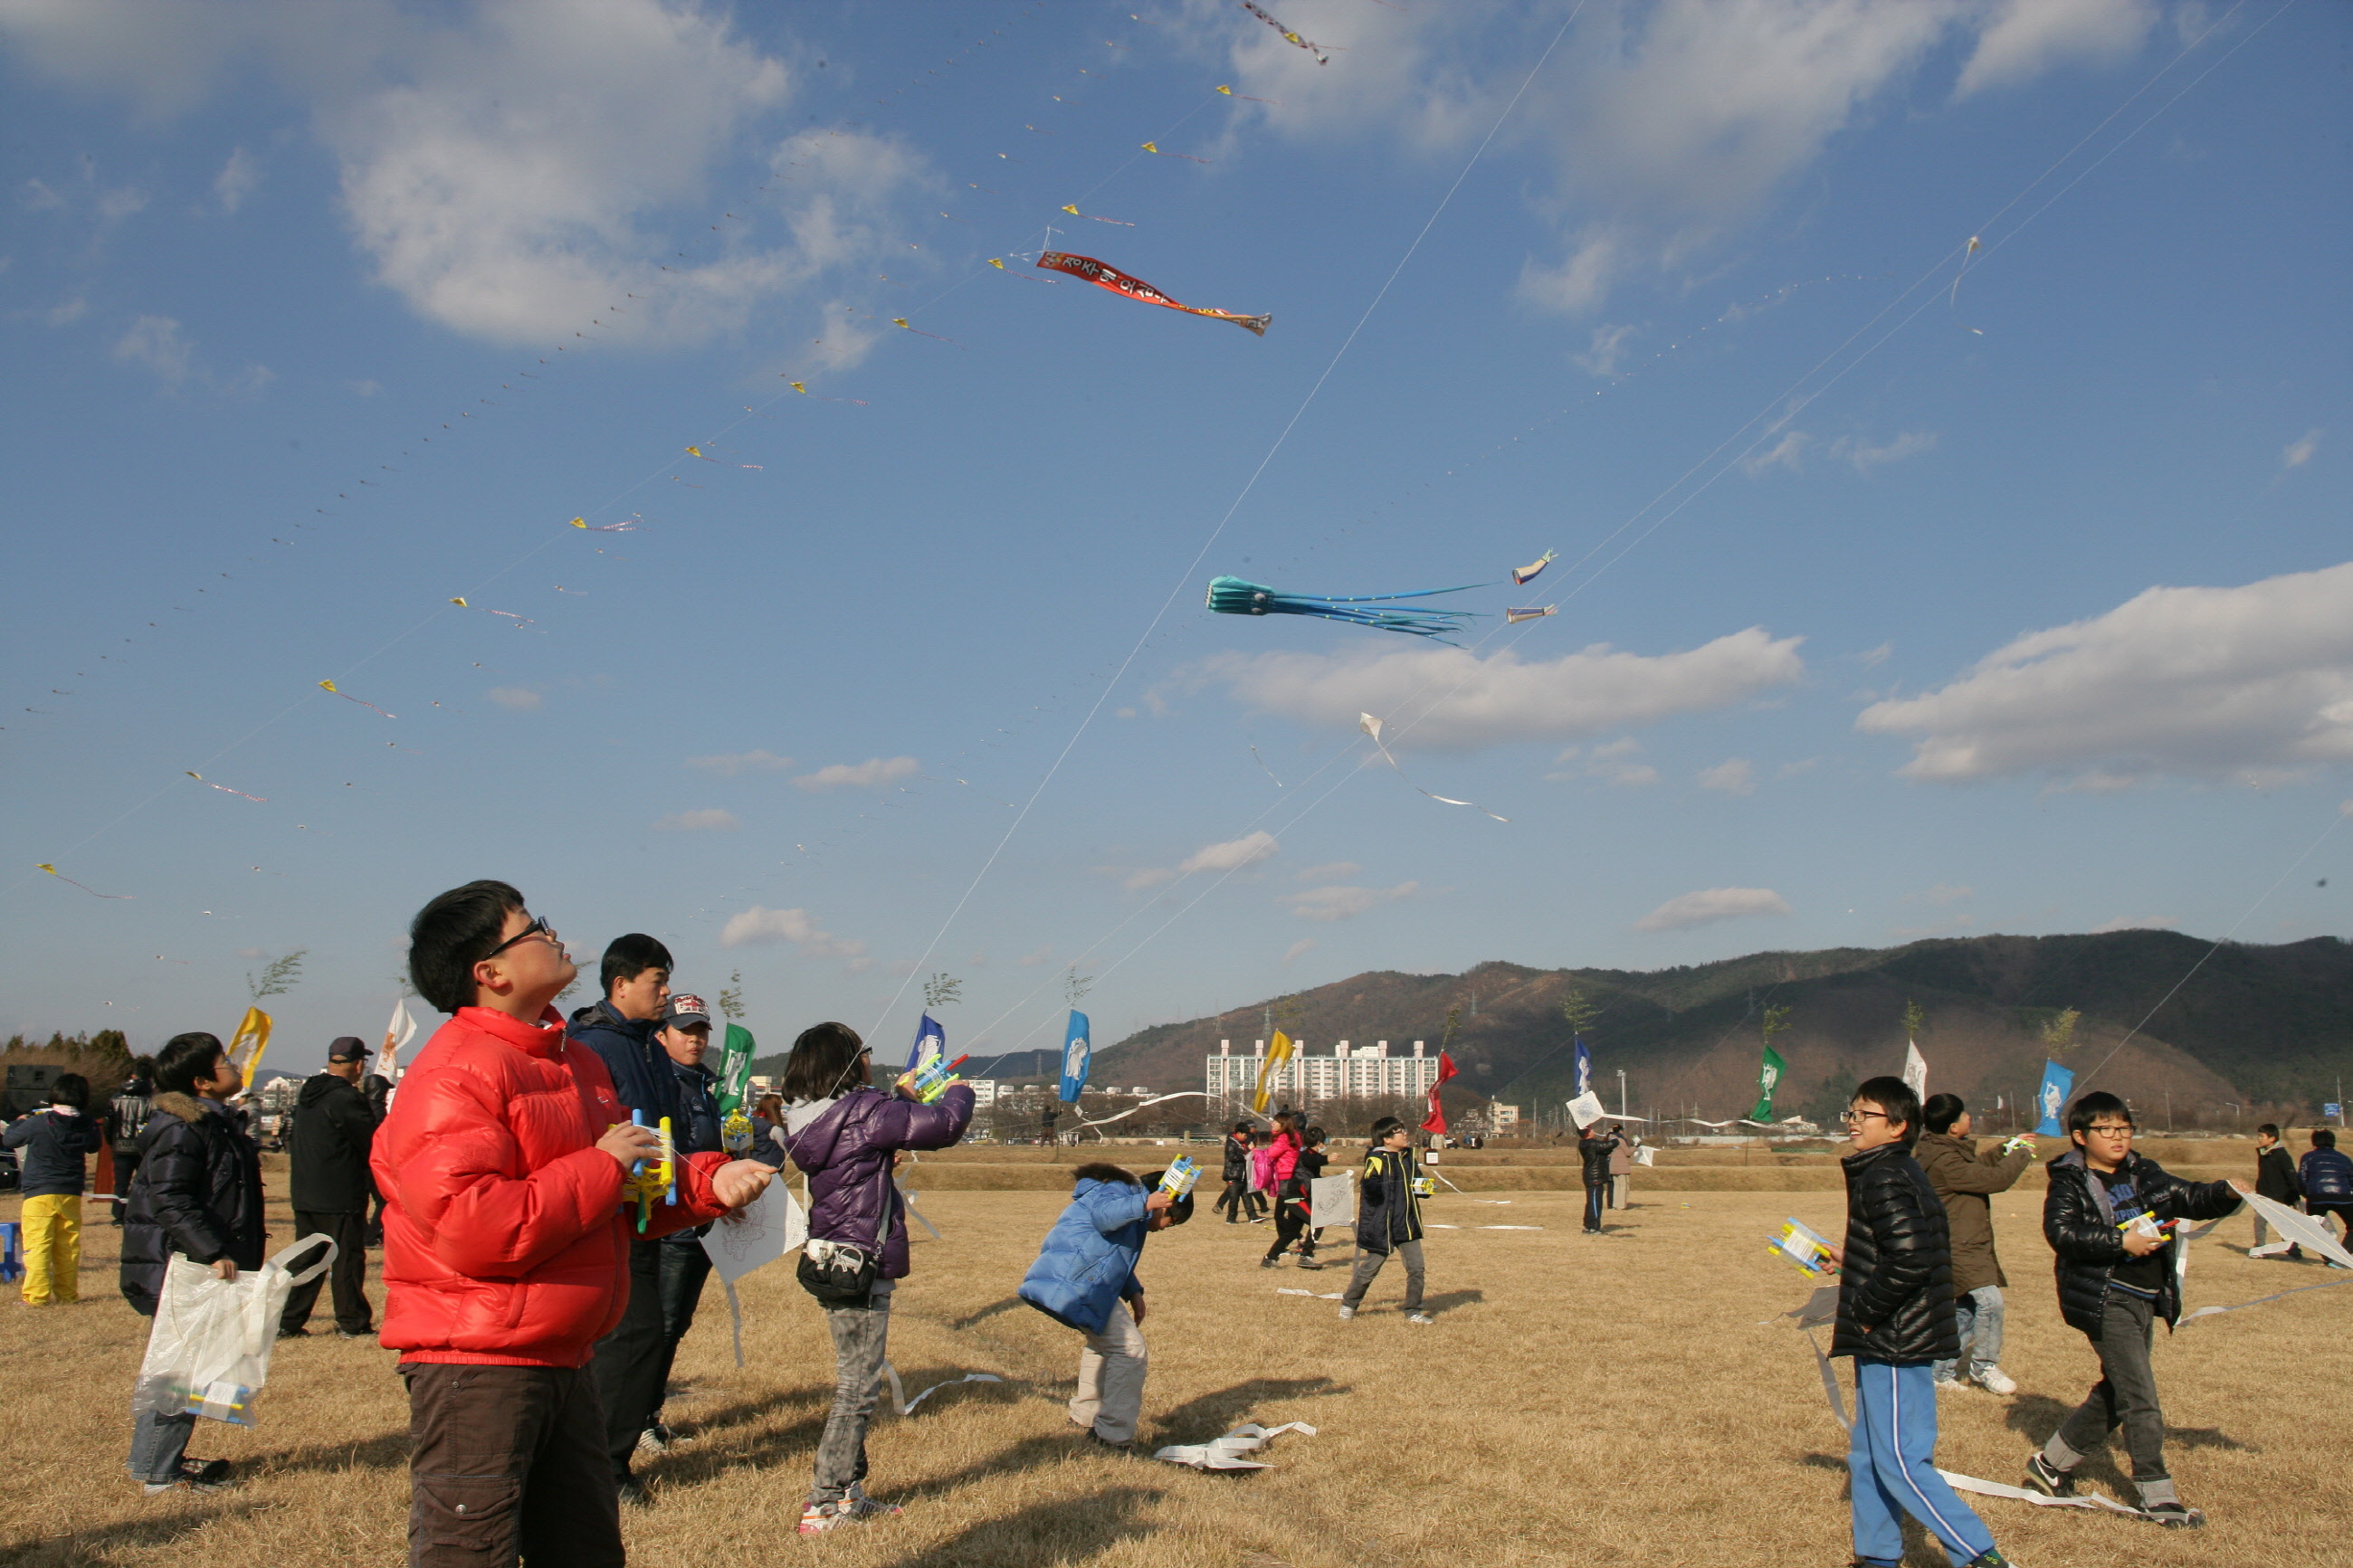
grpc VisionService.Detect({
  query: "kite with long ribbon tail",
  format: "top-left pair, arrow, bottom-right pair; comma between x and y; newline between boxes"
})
36,863 -> 132,898
449,598 -> 536,628
891,318 -> 962,346
1038,253 -> 1270,337
1360,713 -> 1509,822
1208,576 -> 1477,641
685,445 -> 763,470
1059,204 -> 1136,227
568,516 -> 639,532
1215,84 -> 1281,104
1237,2 -> 1330,63
1948,235 -> 1985,335
319,679 -> 395,718
186,772 -> 265,803
1072,1091 -> 1221,1132
1140,141 -> 1211,165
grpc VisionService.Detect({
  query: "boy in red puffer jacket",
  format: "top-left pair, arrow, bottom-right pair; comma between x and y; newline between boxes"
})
375,882 -> 774,1568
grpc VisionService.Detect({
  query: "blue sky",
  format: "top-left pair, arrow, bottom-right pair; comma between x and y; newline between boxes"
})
4,0 -> 2347,1071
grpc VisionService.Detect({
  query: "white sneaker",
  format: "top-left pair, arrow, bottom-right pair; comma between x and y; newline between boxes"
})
1337,1305 -> 1356,1320
1975,1366 -> 2018,1396
1405,1311 -> 1433,1325
1933,1377 -> 1963,1393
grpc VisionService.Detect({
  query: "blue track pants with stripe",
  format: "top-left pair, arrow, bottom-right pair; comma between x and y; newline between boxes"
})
1849,1359 -> 1996,1567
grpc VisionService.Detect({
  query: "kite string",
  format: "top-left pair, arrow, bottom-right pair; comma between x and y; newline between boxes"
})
864,0 -> 1593,1040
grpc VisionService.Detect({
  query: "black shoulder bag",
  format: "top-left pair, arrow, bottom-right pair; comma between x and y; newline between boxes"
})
797,1158 -> 893,1307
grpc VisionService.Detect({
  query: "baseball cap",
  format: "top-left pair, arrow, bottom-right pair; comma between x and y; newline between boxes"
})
662,993 -> 712,1030
327,1036 -> 367,1063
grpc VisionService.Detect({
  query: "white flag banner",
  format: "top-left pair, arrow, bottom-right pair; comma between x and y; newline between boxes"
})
1901,1041 -> 1927,1099
375,998 -> 418,1081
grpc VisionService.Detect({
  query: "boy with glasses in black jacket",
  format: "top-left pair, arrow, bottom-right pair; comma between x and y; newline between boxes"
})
1825,1077 -> 2009,1568
2027,1090 -> 2247,1527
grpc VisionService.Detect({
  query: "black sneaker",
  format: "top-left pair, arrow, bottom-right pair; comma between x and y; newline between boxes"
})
2023,1453 -> 2074,1497
276,1326 -> 310,1340
616,1477 -> 652,1508
1958,1552 -> 2015,1568
336,1327 -> 375,1340
1259,1256 -> 1279,1269
2141,1501 -> 2204,1529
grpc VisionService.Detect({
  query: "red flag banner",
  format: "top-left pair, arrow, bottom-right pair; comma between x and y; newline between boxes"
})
1034,252 -> 1270,336
1420,1050 -> 1459,1135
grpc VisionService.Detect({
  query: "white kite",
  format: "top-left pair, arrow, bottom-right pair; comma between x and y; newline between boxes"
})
1153,1420 -> 1316,1470
1359,712 -> 1508,822
700,1179 -> 805,1367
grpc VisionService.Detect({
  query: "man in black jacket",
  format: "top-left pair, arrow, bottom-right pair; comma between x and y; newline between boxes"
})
1828,1077 -> 2005,1568
2252,1123 -> 2301,1259
641,993 -> 724,1455
1577,1122 -> 1622,1234
571,933 -> 678,1506
278,1038 -> 379,1338
1215,1123 -> 1252,1223
2028,1090 -> 2246,1526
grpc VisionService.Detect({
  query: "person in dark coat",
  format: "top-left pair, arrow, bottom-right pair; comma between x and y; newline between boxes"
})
278,1037 -> 379,1338
1577,1122 -> 1623,1234
781,1022 -> 973,1534
2251,1123 -> 2301,1259
1215,1122 -> 1253,1223
638,993 -> 725,1458
120,1031 -> 266,1495
5,1072 -> 103,1304
1916,1094 -> 2034,1393
1338,1117 -> 1430,1322
359,1070 -> 393,1246
570,933 -> 679,1506
1825,1077 -> 2004,1568
2299,1127 -> 2353,1257
108,1061 -> 156,1227
2026,1090 -> 2246,1526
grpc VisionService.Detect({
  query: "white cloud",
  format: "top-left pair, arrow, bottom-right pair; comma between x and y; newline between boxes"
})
484,685 -> 541,710
1179,831 -> 1281,876
1206,628 -> 1804,752
2282,429 -> 2321,470
1634,886 -> 1794,932
653,807 -> 738,832
718,904 -> 864,959
2089,913 -> 2177,935
110,312 -> 272,394
1833,430 -> 1937,473
793,755 -> 918,792
344,378 -> 382,396
687,748 -> 793,776
1954,0 -> 2154,99
1697,757 -> 1756,794
1295,860 -> 1362,882
1283,881 -> 1419,923
1578,737 -> 1661,787
1015,944 -> 1055,967
1740,429 -> 1810,476
1856,563 -> 2353,786
1576,321 -> 1638,376
1122,867 -> 1177,892
214,145 -> 259,213
1910,882 -> 1973,906
1283,937 -> 1318,965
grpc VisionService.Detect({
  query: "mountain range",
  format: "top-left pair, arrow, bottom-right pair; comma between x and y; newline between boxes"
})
1090,931 -> 2353,1127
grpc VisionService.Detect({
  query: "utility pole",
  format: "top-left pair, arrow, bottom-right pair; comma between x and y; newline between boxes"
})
1618,1069 -> 1627,1118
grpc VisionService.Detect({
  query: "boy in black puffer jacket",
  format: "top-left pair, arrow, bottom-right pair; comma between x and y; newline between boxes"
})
1828,1077 -> 2007,1568
2027,1090 -> 2246,1528
119,1031 -> 267,1497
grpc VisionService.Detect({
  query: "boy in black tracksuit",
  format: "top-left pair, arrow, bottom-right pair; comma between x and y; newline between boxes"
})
1338,1117 -> 1428,1323
1297,1128 -> 1329,1256
2028,1090 -> 2246,1527
1215,1124 -> 1252,1223
2252,1124 -> 2301,1259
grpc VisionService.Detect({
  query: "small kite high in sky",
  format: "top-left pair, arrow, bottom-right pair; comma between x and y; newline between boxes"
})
1037,252 -> 1269,336
1361,715 -> 1508,822
1238,1 -> 1330,64
569,516 -> 638,531
319,679 -> 395,718
1512,549 -> 1556,585
186,771 -> 266,802
1207,575 -> 1480,641
36,863 -> 132,898
1505,605 -> 1557,624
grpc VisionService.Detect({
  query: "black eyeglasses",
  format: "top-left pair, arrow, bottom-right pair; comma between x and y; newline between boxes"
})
1842,1109 -> 1892,1125
481,916 -> 557,963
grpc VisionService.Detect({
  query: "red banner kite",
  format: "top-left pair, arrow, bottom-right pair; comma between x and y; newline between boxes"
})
1420,1050 -> 1459,1135
1035,252 -> 1269,337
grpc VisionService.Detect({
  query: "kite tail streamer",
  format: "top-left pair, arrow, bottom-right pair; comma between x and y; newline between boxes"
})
1037,253 -> 1269,336
319,679 -> 395,718
724,1278 -> 745,1369
1072,1090 -> 1220,1131
1358,713 -> 1509,822
35,863 -> 133,898
1206,577 -> 1480,641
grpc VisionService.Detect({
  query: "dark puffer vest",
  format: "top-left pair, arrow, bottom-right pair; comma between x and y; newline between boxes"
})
1830,1141 -> 1958,1364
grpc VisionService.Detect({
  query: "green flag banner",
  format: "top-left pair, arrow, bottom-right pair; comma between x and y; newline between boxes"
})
1750,1045 -> 1786,1122
718,1023 -> 757,1117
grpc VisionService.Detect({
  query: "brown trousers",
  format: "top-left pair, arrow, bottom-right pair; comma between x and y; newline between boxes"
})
400,1362 -> 622,1567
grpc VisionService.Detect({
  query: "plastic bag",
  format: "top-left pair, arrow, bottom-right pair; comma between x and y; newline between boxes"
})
132,1232 -> 335,1427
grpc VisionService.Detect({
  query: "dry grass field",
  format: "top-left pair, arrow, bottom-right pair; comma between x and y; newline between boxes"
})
5,1164 -> 2348,1567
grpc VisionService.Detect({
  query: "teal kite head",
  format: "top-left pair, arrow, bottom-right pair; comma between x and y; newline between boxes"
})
1206,576 -> 1275,616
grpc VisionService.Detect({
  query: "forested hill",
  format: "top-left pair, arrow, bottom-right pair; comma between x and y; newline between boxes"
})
1092,932 -> 2353,1125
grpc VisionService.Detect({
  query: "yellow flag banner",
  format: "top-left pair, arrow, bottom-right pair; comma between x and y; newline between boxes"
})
1251,1030 -> 1295,1116
228,1006 -> 273,1080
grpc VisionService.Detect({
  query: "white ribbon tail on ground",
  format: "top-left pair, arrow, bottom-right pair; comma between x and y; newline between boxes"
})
1072,1091 -> 1219,1131
1938,1469 -> 2149,1517
1153,1421 -> 1317,1470
2178,1276 -> 2353,1325
1480,1224 -> 1542,1230
904,1372 -> 1005,1415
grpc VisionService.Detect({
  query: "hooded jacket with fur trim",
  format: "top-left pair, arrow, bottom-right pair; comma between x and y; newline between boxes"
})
119,1092 -> 265,1316
370,1005 -> 730,1367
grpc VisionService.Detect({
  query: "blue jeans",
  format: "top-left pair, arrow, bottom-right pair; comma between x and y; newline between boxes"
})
1849,1360 -> 1996,1566
1932,1285 -> 2004,1383
128,1405 -> 195,1484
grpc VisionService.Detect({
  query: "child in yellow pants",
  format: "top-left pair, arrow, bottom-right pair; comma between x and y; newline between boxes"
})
5,1073 -> 102,1304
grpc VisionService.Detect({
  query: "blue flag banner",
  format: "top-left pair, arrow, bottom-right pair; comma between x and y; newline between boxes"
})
2034,1060 -> 2075,1137
1574,1038 -> 1592,1099
909,1012 -> 946,1071
1059,1011 -> 1091,1104
2325,1102 -> 2342,1120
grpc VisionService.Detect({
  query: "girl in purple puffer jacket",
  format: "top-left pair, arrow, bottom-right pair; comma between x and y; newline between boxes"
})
781,1022 -> 974,1534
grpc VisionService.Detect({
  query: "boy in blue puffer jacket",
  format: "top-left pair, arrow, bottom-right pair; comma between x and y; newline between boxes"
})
1019,1163 -> 1192,1450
